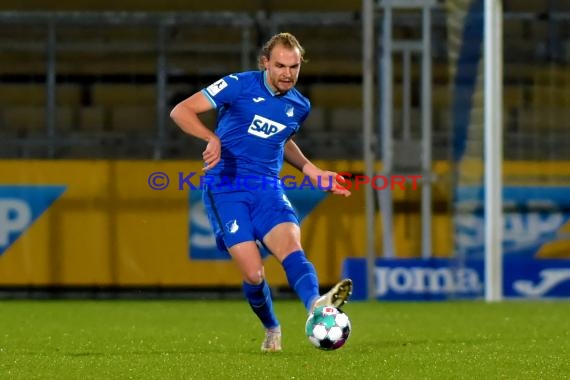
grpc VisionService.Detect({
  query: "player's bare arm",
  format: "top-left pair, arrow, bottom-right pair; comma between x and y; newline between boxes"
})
170,91 -> 221,171
284,139 -> 351,197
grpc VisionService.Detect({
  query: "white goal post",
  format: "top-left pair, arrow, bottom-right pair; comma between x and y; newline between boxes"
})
484,0 -> 503,302
361,0 -> 504,301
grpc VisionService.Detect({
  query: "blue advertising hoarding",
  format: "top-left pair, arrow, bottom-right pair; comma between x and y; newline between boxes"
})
0,186 -> 66,256
343,256 -> 570,300
343,186 -> 570,300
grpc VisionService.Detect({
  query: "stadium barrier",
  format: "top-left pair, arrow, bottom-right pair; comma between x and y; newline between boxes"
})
0,160 -> 569,292
344,183 -> 570,300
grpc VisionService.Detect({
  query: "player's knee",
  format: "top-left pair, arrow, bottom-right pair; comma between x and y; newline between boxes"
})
243,268 -> 264,285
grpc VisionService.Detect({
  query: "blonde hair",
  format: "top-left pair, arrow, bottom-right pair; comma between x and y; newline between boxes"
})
258,32 -> 306,70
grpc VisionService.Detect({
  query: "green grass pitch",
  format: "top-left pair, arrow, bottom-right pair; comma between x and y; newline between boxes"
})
1,300 -> 569,379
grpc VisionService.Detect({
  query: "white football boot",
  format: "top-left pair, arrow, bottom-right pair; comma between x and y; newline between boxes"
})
311,278 -> 353,313
261,326 -> 282,353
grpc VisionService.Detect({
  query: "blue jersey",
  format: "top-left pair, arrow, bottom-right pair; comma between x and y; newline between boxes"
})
201,71 -> 311,192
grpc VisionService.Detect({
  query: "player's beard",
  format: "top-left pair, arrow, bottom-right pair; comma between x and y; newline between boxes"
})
274,77 -> 295,93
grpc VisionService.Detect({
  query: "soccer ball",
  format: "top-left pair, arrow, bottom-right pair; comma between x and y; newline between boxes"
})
305,305 -> 351,350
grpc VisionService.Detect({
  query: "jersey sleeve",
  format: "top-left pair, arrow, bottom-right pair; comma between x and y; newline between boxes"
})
288,105 -> 311,140
294,99 -> 311,134
200,74 -> 242,109
298,100 -> 311,126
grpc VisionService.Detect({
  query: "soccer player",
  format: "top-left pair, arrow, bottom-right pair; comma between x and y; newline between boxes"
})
170,32 -> 353,352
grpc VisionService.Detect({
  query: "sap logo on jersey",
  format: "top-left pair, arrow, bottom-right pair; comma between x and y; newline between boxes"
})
248,115 -> 287,138
0,186 -> 66,256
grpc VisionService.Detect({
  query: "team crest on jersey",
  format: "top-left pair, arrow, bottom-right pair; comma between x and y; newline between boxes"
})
206,79 -> 228,96
248,114 -> 287,138
285,104 -> 294,117
225,219 -> 239,234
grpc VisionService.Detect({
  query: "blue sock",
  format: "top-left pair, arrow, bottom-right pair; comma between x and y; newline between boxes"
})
282,250 -> 320,312
242,280 -> 280,329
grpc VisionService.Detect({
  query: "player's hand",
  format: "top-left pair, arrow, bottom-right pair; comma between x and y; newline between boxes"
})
202,135 -> 221,171
314,170 -> 351,197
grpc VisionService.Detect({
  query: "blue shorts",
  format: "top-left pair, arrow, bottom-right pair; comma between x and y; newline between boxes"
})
202,187 -> 299,253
